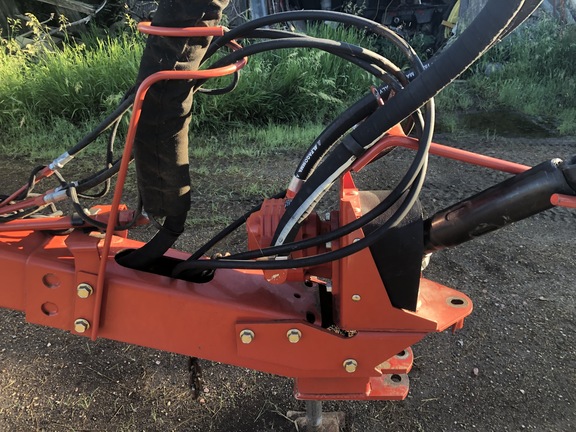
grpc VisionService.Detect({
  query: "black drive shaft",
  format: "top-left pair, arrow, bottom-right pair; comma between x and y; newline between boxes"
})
424,155 -> 576,253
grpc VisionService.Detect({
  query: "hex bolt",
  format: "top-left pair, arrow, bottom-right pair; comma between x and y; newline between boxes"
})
74,318 -> 90,333
352,294 -> 361,302
286,328 -> 302,343
343,359 -> 358,373
76,283 -> 94,299
239,329 -> 255,344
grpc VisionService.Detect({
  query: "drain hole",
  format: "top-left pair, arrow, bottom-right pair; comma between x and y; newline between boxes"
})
306,312 -> 316,323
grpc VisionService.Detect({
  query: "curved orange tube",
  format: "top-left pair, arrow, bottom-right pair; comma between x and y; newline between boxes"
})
93,38 -> 247,339
137,22 -> 225,38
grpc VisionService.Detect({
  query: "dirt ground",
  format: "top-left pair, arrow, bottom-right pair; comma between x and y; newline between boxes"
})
0,132 -> 574,431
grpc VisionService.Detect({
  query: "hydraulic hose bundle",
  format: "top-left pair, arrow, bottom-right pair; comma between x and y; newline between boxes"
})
174,0 -> 544,274
0,0 -> 545,276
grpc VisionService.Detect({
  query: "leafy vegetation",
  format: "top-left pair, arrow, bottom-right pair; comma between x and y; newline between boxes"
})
0,14 -> 574,159
435,16 -> 576,134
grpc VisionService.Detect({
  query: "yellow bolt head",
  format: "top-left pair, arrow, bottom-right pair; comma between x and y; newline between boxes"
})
77,283 -> 93,299
74,319 -> 90,333
240,329 -> 255,344
286,329 -> 302,343
343,359 -> 358,373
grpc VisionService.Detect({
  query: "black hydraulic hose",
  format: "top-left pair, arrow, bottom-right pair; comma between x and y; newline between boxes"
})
77,115 -> 122,199
197,11 -> 423,95
345,0 -> 530,151
373,0 -> 543,103
196,11 -> 424,92
97,1 -> 544,268
194,12 -> 425,191
196,69 -> 240,95
67,93 -> 134,157
231,103 -> 431,260
200,37 -> 406,88
292,56 -> 414,184
196,38 -> 410,190
269,100 -> 430,246
172,156 -> 427,273
206,10 -> 422,70
186,190 -> 286,262
501,0 -> 543,39
293,92 -> 380,182
184,103 -> 432,263
0,206 -> 43,223
66,185 -> 140,231
181,24 -> 423,263
74,158 -> 122,193
270,0 -> 531,246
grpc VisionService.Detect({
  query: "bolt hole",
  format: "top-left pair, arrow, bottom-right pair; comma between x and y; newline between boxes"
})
304,280 -> 314,287
41,302 -> 58,316
450,298 -> 465,306
396,350 -> 407,358
306,312 -> 315,324
42,274 -> 60,289
390,374 -> 402,383
294,293 -> 301,299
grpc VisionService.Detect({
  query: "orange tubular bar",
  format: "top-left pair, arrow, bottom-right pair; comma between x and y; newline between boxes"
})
137,22 -> 226,38
93,33 -> 247,340
551,193 -> 576,208
0,206 -> 145,233
351,135 -> 531,175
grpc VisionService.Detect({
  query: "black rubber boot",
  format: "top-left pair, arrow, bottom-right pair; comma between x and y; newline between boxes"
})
117,0 -> 230,272
134,0 -> 230,218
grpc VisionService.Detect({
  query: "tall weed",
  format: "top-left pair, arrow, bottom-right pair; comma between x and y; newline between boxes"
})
1,13 -> 575,160
0,16 -> 141,129
193,23 -> 381,128
465,17 -> 576,133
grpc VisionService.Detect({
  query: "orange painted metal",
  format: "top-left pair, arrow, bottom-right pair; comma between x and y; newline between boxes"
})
92,32 -> 248,340
0,207 -> 144,233
0,178 -> 473,401
0,23 -> 481,401
333,173 -> 472,332
246,199 -> 331,284
551,193 -> 576,208
1,18 -> 574,405
351,131 -> 531,175
137,22 -> 226,38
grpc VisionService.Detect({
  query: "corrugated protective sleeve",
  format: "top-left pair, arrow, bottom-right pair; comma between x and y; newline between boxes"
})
134,0 -> 230,217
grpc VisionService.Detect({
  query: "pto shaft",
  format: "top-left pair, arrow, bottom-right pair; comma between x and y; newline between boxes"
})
424,156 -> 576,253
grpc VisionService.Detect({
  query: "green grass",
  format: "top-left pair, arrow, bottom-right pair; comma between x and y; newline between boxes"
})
192,23 -> 379,128
190,123 -> 325,158
0,23 -> 141,130
437,17 -> 576,134
1,15 -> 575,164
